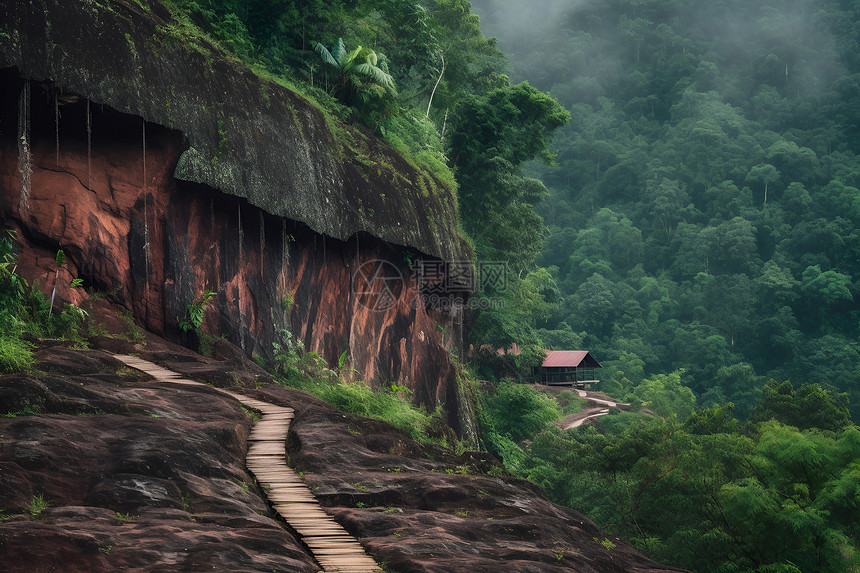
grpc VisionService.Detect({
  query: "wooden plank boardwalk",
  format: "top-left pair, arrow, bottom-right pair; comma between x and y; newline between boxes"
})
112,354 -> 382,573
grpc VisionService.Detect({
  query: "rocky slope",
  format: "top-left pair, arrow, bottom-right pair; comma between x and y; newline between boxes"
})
0,343 -> 319,572
0,324 -> 686,572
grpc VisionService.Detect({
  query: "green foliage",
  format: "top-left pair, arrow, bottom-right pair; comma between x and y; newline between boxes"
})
557,390 -> 586,416
479,380 -> 561,444
509,408 -> 860,572
443,80 -> 569,378
748,379 -> 851,432
470,268 -> 558,376
268,328 -> 441,444
179,289 -> 217,332
0,232 -> 85,372
683,403 -> 739,435
337,349 -> 349,370
313,38 -> 397,102
381,110 -> 456,192
465,0 -> 860,423
3,398 -> 41,418
0,333 -> 34,374
281,291 -> 293,310
119,310 -> 144,342
317,381 -> 436,443
29,494 -> 48,518
630,370 -> 696,421
241,406 -> 261,425
449,81 -> 569,270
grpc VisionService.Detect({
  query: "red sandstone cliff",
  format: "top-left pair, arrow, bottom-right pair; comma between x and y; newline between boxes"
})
0,0 -> 475,436
0,70 -> 473,435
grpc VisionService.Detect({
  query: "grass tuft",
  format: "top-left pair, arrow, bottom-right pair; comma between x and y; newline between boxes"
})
29,494 -> 49,518
0,334 -> 34,374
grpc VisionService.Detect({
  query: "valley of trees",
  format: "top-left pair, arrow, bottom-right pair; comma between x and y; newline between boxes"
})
471,0 -> 860,422
471,0 -> 860,416
478,379 -> 859,572
469,0 -> 860,570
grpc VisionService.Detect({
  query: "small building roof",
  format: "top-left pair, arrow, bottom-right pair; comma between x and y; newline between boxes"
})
542,350 -> 602,369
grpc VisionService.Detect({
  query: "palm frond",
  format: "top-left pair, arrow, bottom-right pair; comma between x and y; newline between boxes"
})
313,41 -> 338,68
343,45 -> 364,68
331,37 -> 347,63
352,63 -> 396,93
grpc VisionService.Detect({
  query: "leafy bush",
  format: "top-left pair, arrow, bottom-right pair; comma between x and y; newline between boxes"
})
0,331 -> 34,374
480,380 -> 562,443
630,370 -> 696,421
748,379 -> 851,432
557,390 -> 586,415
317,380 -> 435,442
480,428 -> 525,471
269,328 -> 438,443
179,290 -> 217,332
382,111 -> 457,192
0,232 -> 86,372
28,493 -> 49,518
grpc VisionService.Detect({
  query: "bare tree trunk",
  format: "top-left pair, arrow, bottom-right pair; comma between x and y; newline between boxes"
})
426,52 -> 445,117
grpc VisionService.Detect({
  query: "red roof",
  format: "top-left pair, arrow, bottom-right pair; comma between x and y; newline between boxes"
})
542,351 -> 601,368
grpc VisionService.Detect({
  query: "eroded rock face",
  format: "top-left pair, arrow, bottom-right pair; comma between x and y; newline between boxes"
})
0,346 -> 318,572
0,70 -> 471,431
0,0 -> 469,264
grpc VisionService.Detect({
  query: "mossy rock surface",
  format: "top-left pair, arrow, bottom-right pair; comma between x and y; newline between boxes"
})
0,0 -> 469,263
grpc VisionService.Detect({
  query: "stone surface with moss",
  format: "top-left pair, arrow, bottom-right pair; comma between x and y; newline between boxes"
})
0,0 -> 469,263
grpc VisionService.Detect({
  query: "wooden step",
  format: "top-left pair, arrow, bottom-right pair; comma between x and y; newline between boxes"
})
112,354 -> 383,572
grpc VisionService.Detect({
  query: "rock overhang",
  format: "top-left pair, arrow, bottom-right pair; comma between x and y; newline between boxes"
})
0,0 -> 472,265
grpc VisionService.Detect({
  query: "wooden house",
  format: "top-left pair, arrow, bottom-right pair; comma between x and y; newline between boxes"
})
537,351 -> 602,387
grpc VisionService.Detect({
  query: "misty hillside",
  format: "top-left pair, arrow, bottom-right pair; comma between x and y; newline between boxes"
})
471,0 -> 860,417
466,1 -> 860,571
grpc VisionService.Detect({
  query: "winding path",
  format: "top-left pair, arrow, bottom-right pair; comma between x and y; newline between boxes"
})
559,390 -> 631,430
112,354 -> 382,573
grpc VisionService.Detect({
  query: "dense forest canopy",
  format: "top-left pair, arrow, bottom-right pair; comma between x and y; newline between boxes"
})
469,0 -> 860,421
465,1 -> 860,570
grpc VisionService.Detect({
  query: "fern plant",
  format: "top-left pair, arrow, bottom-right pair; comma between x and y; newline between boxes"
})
313,38 -> 397,104
179,290 -> 217,332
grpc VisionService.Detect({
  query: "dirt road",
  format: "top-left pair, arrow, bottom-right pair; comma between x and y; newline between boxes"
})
558,390 -> 631,430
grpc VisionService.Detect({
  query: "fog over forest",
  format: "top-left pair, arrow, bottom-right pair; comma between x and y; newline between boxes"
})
468,0 -> 860,419
461,4 -> 860,568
